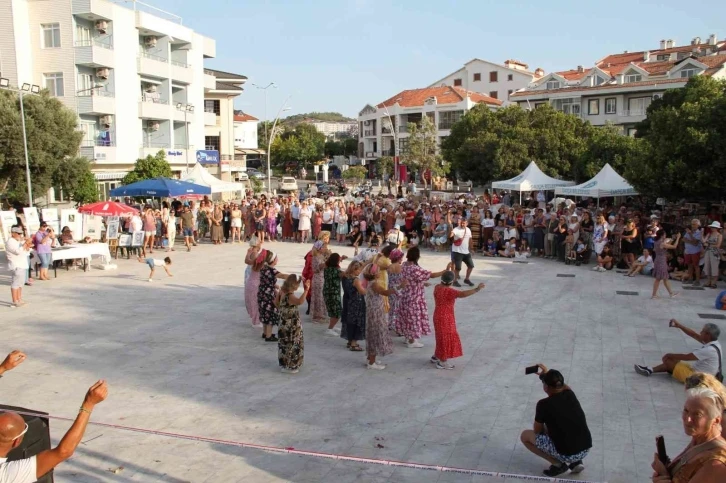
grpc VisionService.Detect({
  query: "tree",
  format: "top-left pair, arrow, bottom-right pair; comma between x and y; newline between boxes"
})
270,123 -> 325,169
122,150 -> 172,185
325,140 -> 344,157
53,157 -> 99,205
378,156 -> 394,179
575,124 -> 643,181
0,89 -> 83,205
342,166 -> 367,180
626,76 -> 726,201
401,116 -> 448,191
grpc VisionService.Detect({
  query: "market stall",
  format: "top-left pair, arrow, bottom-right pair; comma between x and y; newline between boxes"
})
492,161 -> 575,204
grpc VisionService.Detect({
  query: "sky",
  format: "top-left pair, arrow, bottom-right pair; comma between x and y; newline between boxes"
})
143,0 -> 726,120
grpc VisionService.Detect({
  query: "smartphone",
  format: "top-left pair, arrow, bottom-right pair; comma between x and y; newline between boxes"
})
525,365 -> 539,375
656,435 -> 670,466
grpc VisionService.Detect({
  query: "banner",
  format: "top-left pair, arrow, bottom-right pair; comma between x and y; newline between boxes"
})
60,209 -> 82,241
41,208 -> 60,234
82,214 -> 104,239
0,210 -> 17,242
23,207 -> 40,233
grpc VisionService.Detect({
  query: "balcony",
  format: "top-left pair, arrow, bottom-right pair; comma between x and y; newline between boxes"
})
379,149 -> 395,156
72,0 -> 113,18
364,151 -> 376,158
363,130 -> 376,137
204,109 -> 218,126
137,53 -> 168,78
622,108 -> 647,117
139,142 -> 171,160
77,90 -> 115,115
80,137 -> 116,164
138,97 -> 170,119
170,60 -> 193,84
381,127 -> 394,135
173,107 -> 194,123
203,70 -> 216,90
75,39 -> 114,67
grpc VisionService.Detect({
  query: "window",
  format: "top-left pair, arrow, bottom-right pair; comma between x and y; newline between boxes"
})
75,25 -> 91,44
656,54 -> 670,61
534,102 -> 546,109
453,78 -> 462,86
627,97 -> 651,116
438,110 -> 463,130
398,138 -> 409,154
44,73 -> 64,97
624,73 -> 642,83
80,122 -> 96,147
473,73 -> 481,82
204,99 -> 220,114
546,80 -> 561,90
588,99 -> 599,115
676,52 -> 689,60
680,68 -> 697,78
627,128 -> 637,137
507,74 -> 513,81
205,136 -> 220,151
77,73 -> 92,94
489,71 -> 498,82
605,97 -> 617,114
594,76 -> 604,86
551,98 -> 580,116
42,23 -> 61,48
507,89 -> 513,96
489,91 -> 498,99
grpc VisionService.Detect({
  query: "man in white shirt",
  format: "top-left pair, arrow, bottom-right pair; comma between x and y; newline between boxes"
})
5,227 -> 31,308
635,320 -> 722,382
386,225 -> 404,249
291,200 -> 300,242
450,218 -> 475,287
0,379 -> 108,483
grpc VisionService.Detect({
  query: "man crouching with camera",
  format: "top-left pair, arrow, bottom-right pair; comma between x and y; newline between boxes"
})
520,363 -> 592,477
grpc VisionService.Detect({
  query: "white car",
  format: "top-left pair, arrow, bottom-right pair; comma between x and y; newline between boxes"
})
280,177 -> 298,191
235,172 -> 249,182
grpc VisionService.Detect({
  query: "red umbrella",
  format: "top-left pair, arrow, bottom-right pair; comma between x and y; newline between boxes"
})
78,201 -> 139,217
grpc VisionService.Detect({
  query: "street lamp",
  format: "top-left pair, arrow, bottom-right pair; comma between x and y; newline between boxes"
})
252,82 -> 276,177
1,78 -> 40,206
267,96 -> 291,193
381,104 -> 399,182
176,103 -> 194,170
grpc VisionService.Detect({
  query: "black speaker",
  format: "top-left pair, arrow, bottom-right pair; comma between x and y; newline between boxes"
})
1,404 -> 53,483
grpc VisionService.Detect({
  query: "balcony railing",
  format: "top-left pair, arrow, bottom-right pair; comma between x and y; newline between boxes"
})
221,154 -> 234,160
364,151 -> 376,158
173,143 -> 188,149
81,135 -> 115,147
143,140 -> 170,148
204,107 -> 218,114
77,89 -> 115,98
171,60 -> 189,68
139,52 -> 168,63
622,108 -> 646,117
74,38 -> 113,49
380,149 -> 395,156
398,125 -> 408,133
381,127 -> 394,134
140,96 -> 169,105
205,145 -> 219,151
363,130 -> 376,136
203,69 -> 216,76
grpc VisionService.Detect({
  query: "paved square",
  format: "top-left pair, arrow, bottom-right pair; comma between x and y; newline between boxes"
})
2,242 -> 723,482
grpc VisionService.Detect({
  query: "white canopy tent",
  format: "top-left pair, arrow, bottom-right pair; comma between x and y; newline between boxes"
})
181,163 -> 246,195
491,161 -> 575,204
555,163 -> 638,199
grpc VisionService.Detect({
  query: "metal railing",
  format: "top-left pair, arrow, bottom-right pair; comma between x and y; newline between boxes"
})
173,144 -> 188,149
363,130 -> 376,136
221,154 -> 234,160
380,149 -> 395,156
140,96 -> 169,104
205,145 -> 219,151
139,52 -> 167,62
204,107 -> 218,114
381,127 -> 394,134
77,89 -> 115,98
203,69 -> 216,76
142,140 -> 170,148
81,137 -> 115,147
171,60 -> 189,68
622,108 -> 646,117
438,121 -> 456,130
364,151 -> 376,158
74,38 -> 114,49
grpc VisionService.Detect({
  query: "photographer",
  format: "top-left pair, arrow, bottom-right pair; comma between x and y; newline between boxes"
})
6,226 -> 32,308
520,364 -> 592,477
33,222 -> 56,282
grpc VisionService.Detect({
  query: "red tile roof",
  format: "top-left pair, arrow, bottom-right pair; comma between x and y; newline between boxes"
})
234,113 -> 258,122
377,86 -> 502,108
554,68 -> 588,81
698,54 -> 726,68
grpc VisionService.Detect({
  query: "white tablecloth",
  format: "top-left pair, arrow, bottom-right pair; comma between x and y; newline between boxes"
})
44,243 -> 112,265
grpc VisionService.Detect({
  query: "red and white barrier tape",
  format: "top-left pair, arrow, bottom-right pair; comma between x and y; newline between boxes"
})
11,409 -> 606,483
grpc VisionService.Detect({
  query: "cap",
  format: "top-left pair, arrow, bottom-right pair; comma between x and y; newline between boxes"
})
441,271 -> 455,285
539,369 -> 565,388
394,224 -> 400,230
11,227 -> 24,234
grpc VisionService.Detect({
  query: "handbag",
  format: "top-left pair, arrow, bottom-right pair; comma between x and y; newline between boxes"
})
713,343 -> 723,383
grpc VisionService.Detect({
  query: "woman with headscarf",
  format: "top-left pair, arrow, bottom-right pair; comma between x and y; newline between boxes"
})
256,250 -> 289,341
266,201 -> 278,242
396,247 -> 449,348
323,253 -> 344,336
340,260 -> 366,351
276,274 -> 309,374
310,232 -> 331,323
210,204 -> 224,245
362,263 -> 404,370
244,236 -> 263,327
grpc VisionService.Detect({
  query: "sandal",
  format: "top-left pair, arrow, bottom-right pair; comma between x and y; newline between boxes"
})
349,345 -> 363,351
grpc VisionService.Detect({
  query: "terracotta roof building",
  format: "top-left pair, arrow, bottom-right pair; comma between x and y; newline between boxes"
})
511,34 -> 726,135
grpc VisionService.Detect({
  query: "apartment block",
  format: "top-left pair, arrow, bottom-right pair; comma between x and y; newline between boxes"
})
510,35 -> 726,135
0,0 -> 246,200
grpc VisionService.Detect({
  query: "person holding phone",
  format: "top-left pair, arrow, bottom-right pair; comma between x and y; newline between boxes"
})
520,364 -> 592,477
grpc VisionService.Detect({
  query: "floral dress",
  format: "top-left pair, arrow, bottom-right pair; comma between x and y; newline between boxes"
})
278,293 -> 304,370
267,206 -> 277,239
388,268 -> 402,330
244,259 -> 261,326
432,285 -> 463,361
365,280 -> 393,358
198,209 -> 209,237
396,262 -> 432,340
257,266 -> 280,327
311,252 -> 328,321
341,277 -> 366,342
323,266 -> 342,318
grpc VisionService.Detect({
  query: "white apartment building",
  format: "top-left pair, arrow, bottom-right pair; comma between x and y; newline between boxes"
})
303,119 -> 357,138
202,68 -> 246,166
233,112 -> 258,150
357,85 -> 502,169
429,58 -> 543,104
511,35 -> 726,136
0,0 -> 246,200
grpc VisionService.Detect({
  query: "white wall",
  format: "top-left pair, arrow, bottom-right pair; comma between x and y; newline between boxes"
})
234,121 -> 257,149
431,60 -> 535,104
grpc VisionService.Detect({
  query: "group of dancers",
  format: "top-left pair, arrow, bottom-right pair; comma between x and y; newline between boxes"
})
243,230 -> 485,372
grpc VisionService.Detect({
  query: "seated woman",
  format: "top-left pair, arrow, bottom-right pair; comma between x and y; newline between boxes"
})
593,244 -> 613,272
516,239 -> 531,259
431,221 -> 449,252
60,226 -> 75,245
670,253 -> 689,281
499,237 -> 517,258
650,387 -> 726,482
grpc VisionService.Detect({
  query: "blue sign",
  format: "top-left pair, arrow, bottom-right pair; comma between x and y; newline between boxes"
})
196,150 -> 219,165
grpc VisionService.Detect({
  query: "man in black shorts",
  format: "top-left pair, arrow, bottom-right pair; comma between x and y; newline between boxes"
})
450,217 -> 474,287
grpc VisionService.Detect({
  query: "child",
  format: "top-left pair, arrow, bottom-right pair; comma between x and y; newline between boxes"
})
565,231 -> 576,263
516,239 -> 531,259
359,217 -> 368,243
138,256 -> 172,281
408,232 -> 420,248
574,237 -> 586,266
483,238 -> 497,257
499,237 -> 517,258
431,271 -> 485,370
275,274 -> 310,374
626,248 -> 653,277
643,228 -> 655,252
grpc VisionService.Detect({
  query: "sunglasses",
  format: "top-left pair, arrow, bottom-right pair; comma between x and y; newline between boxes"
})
12,423 -> 28,441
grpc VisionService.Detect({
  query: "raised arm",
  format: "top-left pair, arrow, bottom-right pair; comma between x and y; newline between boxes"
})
0,350 -> 27,377
671,319 -> 706,344
663,233 -> 682,250
457,283 -> 485,298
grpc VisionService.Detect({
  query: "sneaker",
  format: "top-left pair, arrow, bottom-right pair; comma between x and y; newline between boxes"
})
436,361 -> 455,370
407,341 -> 424,348
332,326 -> 341,334
463,279 -> 474,286
592,266 -> 599,271
148,278 -> 153,282
430,356 -> 440,364
453,281 -> 462,287
634,364 -> 653,376
367,362 -> 386,370
543,463 -> 569,477
568,461 -> 585,473
599,267 -> 607,272
265,335 -> 279,342
325,329 -> 338,337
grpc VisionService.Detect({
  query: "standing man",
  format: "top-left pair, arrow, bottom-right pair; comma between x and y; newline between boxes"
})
180,205 -> 195,252
683,219 -> 704,286
450,218 -> 474,287
291,199 -> 300,243
0,380 -> 108,482
6,226 -> 32,308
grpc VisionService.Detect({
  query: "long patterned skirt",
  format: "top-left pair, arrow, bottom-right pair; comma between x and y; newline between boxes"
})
244,269 -> 261,326
311,269 -> 327,321
365,290 -> 393,358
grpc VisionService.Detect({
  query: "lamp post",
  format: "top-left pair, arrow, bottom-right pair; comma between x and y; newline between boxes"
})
381,104 -> 399,182
1,78 -> 40,206
176,103 -> 195,170
252,82 -> 276,177
266,96 -> 291,194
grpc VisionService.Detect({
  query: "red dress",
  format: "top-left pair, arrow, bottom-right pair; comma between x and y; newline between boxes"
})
432,285 -> 463,361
